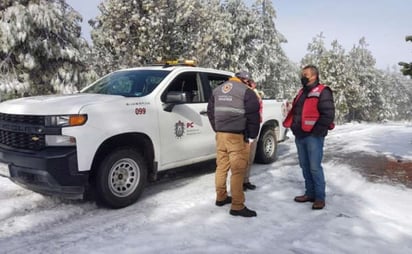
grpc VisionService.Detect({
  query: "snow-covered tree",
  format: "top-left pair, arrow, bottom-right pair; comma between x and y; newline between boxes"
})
301,33 -> 327,68
248,0 -> 297,99
166,0 -> 209,61
90,0 -> 166,74
346,37 -> 381,121
399,35 -> 412,78
91,0 -> 226,75
202,0 -> 255,72
195,0 -> 233,69
381,69 -> 412,120
0,0 -> 91,97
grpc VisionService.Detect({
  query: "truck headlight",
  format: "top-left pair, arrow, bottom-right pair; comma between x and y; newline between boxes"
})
45,135 -> 76,146
45,114 -> 87,127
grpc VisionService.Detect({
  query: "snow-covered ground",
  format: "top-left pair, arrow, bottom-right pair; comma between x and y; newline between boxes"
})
0,122 -> 411,254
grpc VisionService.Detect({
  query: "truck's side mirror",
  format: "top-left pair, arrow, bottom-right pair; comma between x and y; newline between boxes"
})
163,91 -> 188,112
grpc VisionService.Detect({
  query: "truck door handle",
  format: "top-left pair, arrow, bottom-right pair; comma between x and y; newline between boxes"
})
200,110 -> 208,115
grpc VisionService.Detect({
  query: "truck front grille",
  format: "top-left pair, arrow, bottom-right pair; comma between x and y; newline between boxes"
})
0,113 -> 45,125
0,113 -> 46,150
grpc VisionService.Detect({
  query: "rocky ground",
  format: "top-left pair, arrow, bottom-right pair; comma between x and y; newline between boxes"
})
329,152 -> 412,188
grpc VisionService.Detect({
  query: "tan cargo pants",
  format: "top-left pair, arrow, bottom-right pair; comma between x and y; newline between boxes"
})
215,132 -> 250,210
244,139 -> 257,183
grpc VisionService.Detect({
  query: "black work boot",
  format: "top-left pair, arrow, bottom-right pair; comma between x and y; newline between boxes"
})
243,182 -> 256,191
229,207 -> 257,217
215,196 -> 232,207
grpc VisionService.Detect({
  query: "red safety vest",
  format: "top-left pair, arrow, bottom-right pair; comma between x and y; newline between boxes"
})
283,84 -> 334,132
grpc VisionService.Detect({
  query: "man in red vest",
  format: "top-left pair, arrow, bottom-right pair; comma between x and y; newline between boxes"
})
283,65 -> 335,210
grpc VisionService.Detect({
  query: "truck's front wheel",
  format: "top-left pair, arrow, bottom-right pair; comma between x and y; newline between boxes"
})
95,148 -> 147,208
255,127 -> 278,164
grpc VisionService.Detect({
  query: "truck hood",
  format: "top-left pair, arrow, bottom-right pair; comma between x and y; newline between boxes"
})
0,93 -> 122,115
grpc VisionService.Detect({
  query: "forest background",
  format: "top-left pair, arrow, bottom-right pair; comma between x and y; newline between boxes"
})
0,0 -> 411,123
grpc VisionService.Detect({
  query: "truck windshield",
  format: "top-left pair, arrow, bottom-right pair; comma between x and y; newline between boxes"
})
81,70 -> 171,97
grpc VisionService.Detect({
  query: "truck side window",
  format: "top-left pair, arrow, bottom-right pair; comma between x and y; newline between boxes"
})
162,72 -> 203,103
203,74 -> 231,101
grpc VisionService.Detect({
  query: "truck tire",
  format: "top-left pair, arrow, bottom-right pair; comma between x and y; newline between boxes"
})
255,127 -> 278,164
95,148 -> 147,208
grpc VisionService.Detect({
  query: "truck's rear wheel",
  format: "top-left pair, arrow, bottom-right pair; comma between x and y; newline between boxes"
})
255,127 -> 278,164
95,148 -> 147,208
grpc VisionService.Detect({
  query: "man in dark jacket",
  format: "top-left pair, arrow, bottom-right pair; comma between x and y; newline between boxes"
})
207,71 -> 260,217
283,65 -> 335,210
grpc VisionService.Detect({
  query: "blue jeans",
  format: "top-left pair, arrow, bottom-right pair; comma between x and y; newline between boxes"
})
295,136 -> 326,201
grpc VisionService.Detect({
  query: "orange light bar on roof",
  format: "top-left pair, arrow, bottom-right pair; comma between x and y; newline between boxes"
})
182,60 -> 196,66
164,59 -> 197,66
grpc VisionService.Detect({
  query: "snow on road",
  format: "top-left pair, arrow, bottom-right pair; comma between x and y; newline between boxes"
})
0,122 -> 411,254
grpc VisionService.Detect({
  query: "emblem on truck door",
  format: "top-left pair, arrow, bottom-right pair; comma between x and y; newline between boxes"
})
174,120 -> 185,138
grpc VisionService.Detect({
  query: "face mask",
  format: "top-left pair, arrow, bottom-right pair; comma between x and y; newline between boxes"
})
300,77 -> 309,86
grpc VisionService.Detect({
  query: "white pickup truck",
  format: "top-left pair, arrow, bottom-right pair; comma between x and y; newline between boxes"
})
0,62 -> 287,208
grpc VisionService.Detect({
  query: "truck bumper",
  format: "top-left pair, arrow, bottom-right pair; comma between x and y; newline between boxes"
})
0,146 -> 89,199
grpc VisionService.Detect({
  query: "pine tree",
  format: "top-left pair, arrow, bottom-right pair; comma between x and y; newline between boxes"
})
195,0 -> 233,69
249,0 -> 296,99
399,35 -> 412,78
90,0 -> 167,73
347,37 -> 380,121
381,69 -> 412,120
216,0 -> 257,72
0,0 -> 90,97
301,33 -> 327,67
90,0 -> 217,75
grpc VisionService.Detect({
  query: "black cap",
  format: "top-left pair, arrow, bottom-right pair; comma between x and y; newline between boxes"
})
235,71 -> 252,80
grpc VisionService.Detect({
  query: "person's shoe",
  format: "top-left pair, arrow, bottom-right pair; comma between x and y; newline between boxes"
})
229,207 -> 257,217
294,195 -> 315,203
243,182 -> 256,191
312,200 -> 325,210
215,196 -> 232,207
